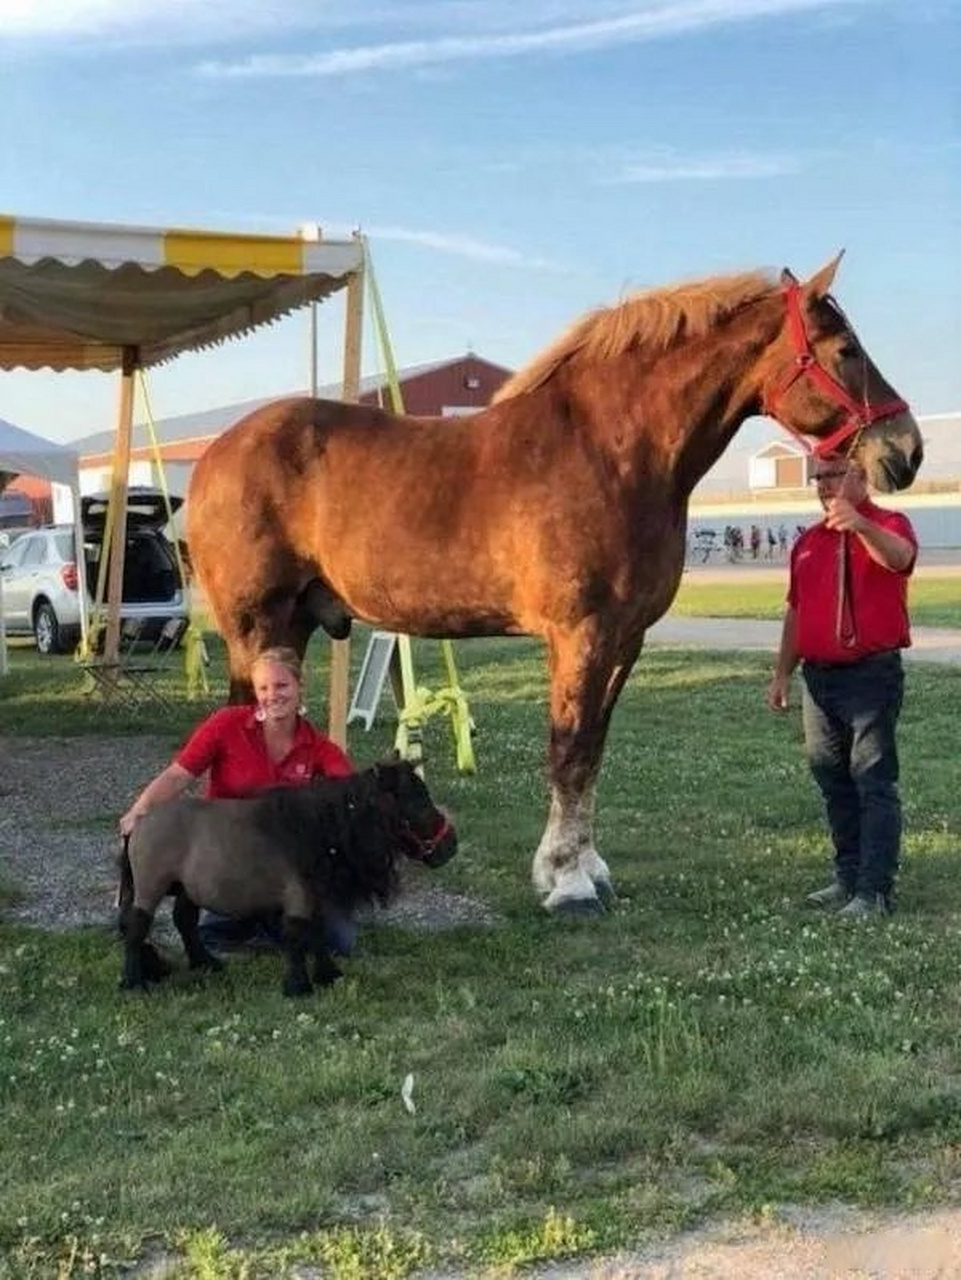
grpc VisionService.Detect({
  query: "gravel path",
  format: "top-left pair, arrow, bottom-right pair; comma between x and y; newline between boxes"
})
505,1206 -> 961,1279
0,735 -> 495,934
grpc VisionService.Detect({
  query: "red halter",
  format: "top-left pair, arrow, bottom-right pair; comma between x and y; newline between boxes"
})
402,812 -> 453,861
763,283 -> 909,459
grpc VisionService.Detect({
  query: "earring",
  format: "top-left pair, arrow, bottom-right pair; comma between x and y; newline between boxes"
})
298,703 -> 307,716
254,706 -> 267,722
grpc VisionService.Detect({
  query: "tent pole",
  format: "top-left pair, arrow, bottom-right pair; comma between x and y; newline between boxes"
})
309,301 -> 318,397
102,346 -> 138,667
0,564 -> 7,677
327,257 -> 364,748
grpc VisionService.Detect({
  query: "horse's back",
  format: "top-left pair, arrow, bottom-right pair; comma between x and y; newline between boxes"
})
129,796 -> 293,916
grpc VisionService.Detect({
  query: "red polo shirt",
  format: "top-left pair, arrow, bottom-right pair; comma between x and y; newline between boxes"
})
176,706 -> 353,799
788,499 -> 916,665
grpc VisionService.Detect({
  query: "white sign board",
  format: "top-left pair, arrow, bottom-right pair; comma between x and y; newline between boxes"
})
347,631 -> 398,730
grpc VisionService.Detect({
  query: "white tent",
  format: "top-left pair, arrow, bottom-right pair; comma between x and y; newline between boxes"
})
0,417 -> 88,675
0,213 -> 365,734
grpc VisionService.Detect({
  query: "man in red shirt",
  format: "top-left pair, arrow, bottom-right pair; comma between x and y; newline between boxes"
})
767,455 -> 917,917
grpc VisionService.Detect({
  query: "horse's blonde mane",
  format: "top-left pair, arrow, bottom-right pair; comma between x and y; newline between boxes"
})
493,269 -> 776,403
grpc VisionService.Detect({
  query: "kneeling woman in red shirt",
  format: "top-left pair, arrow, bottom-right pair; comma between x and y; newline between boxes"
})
119,645 -> 356,954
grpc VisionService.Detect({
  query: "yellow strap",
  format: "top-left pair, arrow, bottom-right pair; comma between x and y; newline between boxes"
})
138,372 -> 192,594
132,373 -> 209,696
75,440 -> 119,662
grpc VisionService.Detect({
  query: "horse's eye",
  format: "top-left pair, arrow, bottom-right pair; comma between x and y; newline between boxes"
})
838,342 -> 860,360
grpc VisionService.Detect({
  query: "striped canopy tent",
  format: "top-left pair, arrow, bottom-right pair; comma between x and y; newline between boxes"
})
0,213 -> 365,729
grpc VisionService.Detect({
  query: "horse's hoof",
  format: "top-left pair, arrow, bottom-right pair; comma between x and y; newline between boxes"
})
593,877 -> 617,906
546,895 -> 606,918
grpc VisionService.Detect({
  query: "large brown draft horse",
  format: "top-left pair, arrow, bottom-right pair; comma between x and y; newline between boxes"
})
188,257 -> 923,916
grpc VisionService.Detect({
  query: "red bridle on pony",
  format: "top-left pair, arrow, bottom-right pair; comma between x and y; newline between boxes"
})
402,812 -> 454,862
763,282 -> 910,459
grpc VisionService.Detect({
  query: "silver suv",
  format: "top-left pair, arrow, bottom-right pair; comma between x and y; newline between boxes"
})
0,488 -> 187,654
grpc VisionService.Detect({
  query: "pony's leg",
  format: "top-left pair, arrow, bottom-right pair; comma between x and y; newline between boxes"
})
310,917 -> 343,988
173,891 -> 224,973
119,907 -> 153,991
533,626 -> 638,914
281,916 -> 314,997
138,942 -> 173,983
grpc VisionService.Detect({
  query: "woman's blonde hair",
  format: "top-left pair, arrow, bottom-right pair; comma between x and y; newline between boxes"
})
251,646 -> 303,684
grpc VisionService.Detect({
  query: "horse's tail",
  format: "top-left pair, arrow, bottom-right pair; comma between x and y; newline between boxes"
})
116,834 -> 133,936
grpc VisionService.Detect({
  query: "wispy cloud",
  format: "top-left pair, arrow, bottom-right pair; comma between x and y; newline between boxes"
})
364,224 -> 566,270
607,149 -> 802,182
0,0 -> 320,44
203,210 -> 567,271
197,0 -> 871,79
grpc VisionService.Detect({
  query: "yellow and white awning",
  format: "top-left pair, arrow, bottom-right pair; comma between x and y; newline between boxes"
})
0,213 -> 364,371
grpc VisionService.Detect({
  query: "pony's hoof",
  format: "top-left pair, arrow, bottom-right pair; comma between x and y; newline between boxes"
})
314,962 -> 343,988
546,895 -> 606,918
140,944 -> 173,983
118,978 -> 150,995
283,975 -> 314,998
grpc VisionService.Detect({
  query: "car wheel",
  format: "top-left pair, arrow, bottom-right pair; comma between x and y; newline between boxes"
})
34,602 -> 62,655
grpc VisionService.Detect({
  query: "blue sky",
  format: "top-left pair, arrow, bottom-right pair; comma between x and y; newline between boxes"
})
1,0 -> 958,445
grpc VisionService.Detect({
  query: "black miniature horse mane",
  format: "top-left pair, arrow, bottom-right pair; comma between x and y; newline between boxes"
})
250,766 -> 403,910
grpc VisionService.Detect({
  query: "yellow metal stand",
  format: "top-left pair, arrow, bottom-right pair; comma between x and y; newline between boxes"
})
365,243 -> 476,775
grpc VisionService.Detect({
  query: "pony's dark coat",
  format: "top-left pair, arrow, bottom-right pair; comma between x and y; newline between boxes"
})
186,259 -> 922,916
119,760 -> 456,997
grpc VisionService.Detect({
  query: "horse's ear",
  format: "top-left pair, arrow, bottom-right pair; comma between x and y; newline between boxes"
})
803,250 -> 845,298
780,267 -> 799,286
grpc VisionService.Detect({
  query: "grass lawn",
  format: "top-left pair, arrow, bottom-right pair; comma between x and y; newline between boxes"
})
670,574 -> 961,628
1,636 -> 960,1277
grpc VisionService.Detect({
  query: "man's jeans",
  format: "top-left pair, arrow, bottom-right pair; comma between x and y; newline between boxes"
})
801,652 -> 904,901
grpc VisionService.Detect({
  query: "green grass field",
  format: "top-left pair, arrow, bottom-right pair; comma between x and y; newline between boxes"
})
1,634 -> 959,1278
670,574 -> 961,628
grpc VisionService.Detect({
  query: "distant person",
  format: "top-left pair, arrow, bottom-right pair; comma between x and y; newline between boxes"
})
777,524 -> 789,557
766,528 -> 777,560
750,524 -> 761,560
766,457 -> 917,918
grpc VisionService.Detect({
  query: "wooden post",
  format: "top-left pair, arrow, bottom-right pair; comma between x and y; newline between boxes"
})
327,260 -> 364,747
102,347 -> 139,666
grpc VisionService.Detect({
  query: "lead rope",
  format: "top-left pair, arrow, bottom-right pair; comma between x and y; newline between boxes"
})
836,531 -> 857,648
834,379 -> 868,648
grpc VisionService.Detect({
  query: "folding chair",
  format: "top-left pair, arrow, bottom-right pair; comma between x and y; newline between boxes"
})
81,615 -> 189,711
